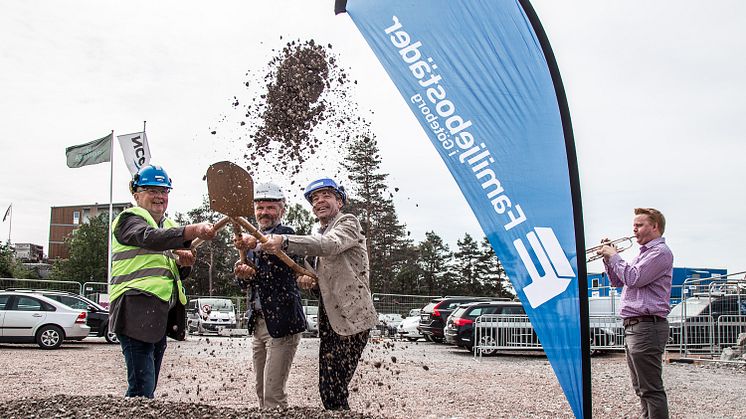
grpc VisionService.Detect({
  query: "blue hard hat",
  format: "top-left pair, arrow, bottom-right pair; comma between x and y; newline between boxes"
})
130,164 -> 172,193
304,178 -> 346,205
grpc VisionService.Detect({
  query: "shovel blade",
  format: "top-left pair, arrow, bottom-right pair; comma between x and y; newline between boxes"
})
205,161 -> 254,217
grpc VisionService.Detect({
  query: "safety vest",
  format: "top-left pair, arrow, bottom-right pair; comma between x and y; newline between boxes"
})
110,207 -> 187,305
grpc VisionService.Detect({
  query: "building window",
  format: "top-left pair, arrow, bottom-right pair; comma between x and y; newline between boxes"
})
82,208 -> 91,223
73,211 -> 80,225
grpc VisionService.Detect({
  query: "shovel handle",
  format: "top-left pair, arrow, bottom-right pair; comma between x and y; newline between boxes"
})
231,217 -> 318,280
190,216 -> 231,250
232,223 -> 247,264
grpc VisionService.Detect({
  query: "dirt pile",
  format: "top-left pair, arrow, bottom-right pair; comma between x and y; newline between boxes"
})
211,38 -> 366,195
0,395 -> 386,419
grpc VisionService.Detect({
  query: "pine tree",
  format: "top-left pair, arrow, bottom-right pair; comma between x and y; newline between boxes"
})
418,231 -> 453,295
477,236 -> 514,298
452,233 -> 482,295
342,130 -> 409,293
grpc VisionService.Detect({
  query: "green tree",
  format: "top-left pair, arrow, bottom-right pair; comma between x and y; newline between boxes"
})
342,130 -> 410,293
50,213 -> 109,282
0,242 -> 36,280
417,231 -> 454,295
284,202 -> 315,235
174,197 -> 242,297
452,233 -> 482,295
477,236 -> 514,298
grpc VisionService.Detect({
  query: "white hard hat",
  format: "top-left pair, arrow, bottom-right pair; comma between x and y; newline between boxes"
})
254,182 -> 285,201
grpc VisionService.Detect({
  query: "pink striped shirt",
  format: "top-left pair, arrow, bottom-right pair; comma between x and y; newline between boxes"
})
604,237 -> 673,319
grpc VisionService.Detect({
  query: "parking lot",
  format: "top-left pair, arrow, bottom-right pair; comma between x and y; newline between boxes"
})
0,335 -> 744,418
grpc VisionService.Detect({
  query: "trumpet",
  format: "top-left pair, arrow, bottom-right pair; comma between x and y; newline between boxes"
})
586,236 -> 635,262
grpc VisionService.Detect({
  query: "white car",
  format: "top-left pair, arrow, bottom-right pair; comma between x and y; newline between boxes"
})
398,314 -> 424,341
0,291 -> 90,349
187,298 -> 237,335
303,305 -> 319,337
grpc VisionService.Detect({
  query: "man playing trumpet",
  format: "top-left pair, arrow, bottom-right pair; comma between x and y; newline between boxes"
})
597,207 -> 673,419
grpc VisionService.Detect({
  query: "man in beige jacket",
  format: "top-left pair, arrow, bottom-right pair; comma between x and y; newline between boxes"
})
263,177 -> 377,411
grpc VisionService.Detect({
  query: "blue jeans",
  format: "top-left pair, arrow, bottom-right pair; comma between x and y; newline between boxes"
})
117,334 -> 167,398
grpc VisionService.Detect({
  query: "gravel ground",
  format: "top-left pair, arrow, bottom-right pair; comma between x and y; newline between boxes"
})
0,336 -> 744,418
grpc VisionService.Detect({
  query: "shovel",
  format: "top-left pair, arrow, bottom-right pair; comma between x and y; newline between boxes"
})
204,160 -> 317,279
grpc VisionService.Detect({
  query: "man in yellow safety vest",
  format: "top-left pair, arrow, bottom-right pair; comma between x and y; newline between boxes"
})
109,164 -> 215,398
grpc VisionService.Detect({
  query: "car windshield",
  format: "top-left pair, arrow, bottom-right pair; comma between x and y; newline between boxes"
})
305,306 -> 318,315
669,298 -> 711,318
200,299 -> 234,312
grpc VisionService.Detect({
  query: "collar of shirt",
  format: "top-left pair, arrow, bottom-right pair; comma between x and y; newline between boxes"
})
260,223 -> 282,235
640,236 -> 665,252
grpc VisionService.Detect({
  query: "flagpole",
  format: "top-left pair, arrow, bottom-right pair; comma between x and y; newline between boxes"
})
107,130 -> 114,288
7,204 -> 11,244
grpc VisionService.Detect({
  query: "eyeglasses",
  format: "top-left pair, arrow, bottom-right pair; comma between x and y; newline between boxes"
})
137,187 -> 171,196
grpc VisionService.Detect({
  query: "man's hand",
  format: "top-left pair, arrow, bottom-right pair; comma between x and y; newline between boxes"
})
261,234 -> 284,254
296,274 -> 317,290
174,249 -> 196,266
233,233 -> 258,251
185,222 -> 216,241
596,238 -> 618,260
234,261 -> 257,279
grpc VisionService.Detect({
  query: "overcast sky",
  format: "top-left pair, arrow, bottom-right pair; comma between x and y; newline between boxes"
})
1,1 -> 744,274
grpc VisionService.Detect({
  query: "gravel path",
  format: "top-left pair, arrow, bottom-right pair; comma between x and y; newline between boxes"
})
0,336 -> 743,418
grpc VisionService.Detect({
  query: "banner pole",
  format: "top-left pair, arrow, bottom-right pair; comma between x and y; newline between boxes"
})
7,204 -> 12,244
107,130 -> 114,288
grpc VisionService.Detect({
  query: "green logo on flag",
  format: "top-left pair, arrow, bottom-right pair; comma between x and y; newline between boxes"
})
65,133 -> 113,168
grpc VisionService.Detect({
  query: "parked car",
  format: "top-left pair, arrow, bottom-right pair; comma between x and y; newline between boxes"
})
186,298 -> 237,335
668,294 -> 746,349
376,313 -> 404,337
0,291 -> 90,349
303,305 -> 319,337
40,290 -> 118,343
419,297 -> 493,343
397,313 -> 423,341
444,300 -> 526,354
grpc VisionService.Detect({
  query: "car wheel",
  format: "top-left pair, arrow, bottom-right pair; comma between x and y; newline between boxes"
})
431,336 -> 445,344
423,334 -> 432,342
406,337 -> 419,342
36,325 -> 64,350
105,330 -> 119,344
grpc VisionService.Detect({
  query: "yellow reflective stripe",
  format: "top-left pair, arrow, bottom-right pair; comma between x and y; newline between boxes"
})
110,267 -> 175,285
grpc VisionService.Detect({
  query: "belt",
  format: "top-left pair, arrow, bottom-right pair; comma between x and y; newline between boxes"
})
623,315 -> 666,327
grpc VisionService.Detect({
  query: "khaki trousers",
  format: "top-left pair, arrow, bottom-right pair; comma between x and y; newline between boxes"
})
624,319 -> 670,419
252,317 -> 301,408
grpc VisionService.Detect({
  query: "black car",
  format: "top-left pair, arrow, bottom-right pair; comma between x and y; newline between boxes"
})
444,300 -> 525,354
41,291 -> 118,343
419,297 -> 493,343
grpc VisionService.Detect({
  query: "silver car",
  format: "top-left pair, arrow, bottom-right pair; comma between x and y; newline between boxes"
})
0,291 -> 90,349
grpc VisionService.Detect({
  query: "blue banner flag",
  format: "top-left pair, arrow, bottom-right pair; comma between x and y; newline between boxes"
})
337,1 -> 590,417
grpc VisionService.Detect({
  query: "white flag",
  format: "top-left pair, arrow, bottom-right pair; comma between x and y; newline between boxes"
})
117,131 -> 151,175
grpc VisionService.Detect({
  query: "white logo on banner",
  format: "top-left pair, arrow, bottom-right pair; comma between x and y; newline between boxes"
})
514,227 -> 575,308
117,132 -> 151,175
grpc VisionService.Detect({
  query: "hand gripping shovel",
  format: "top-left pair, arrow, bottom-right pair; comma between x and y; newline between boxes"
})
203,161 -> 317,279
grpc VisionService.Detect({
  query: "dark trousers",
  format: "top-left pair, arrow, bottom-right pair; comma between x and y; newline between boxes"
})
117,333 -> 167,398
318,301 -> 369,410
624,320 -> 670,419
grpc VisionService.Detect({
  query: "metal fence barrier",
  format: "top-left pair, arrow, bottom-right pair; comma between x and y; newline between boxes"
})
0,277 -> 83,294
371,293 -> 440,317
